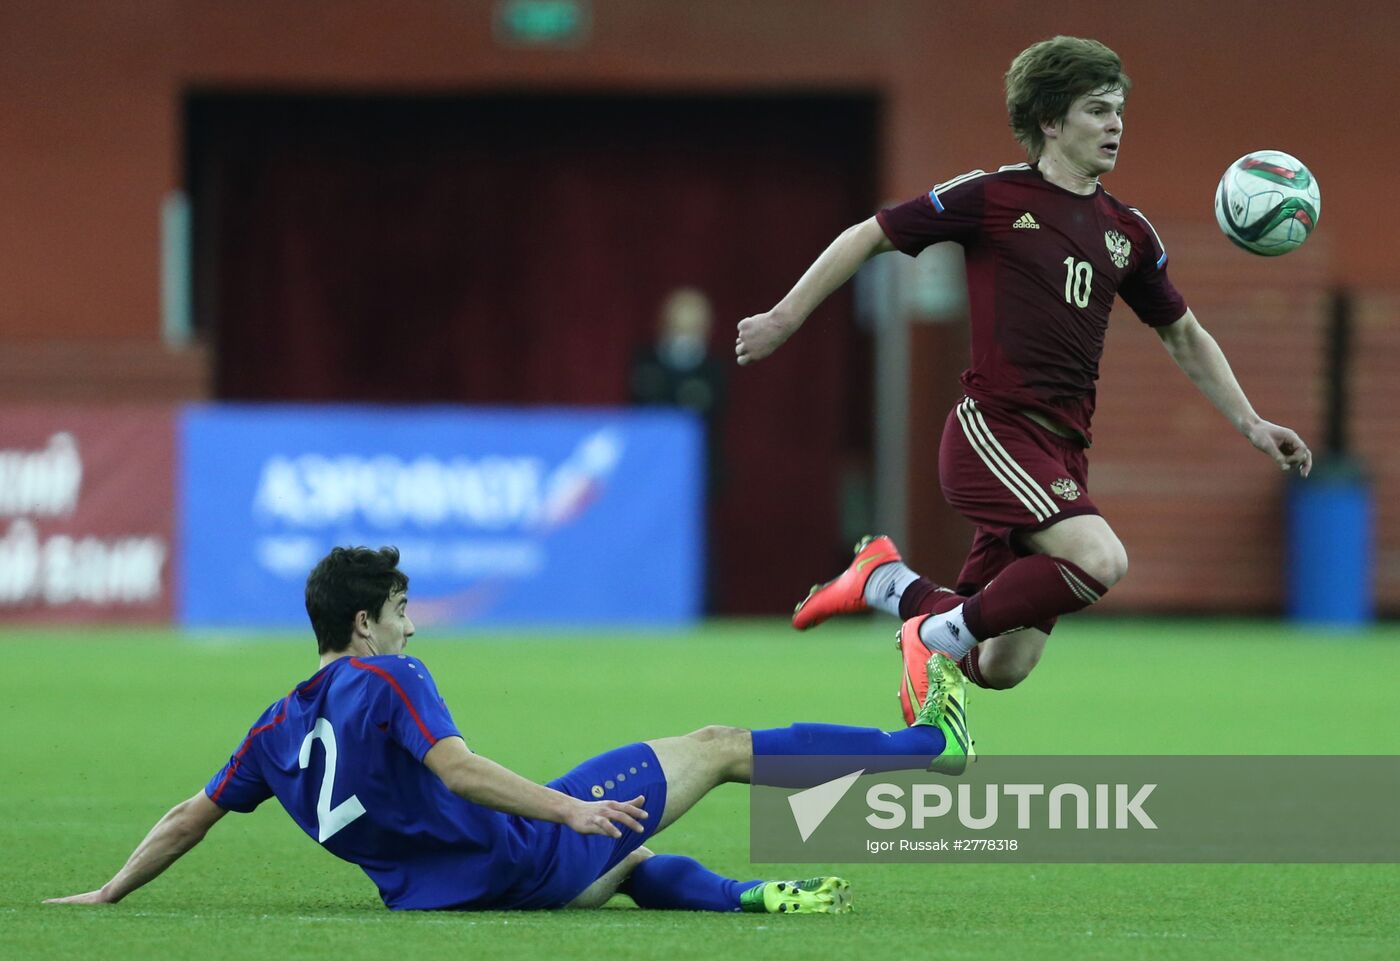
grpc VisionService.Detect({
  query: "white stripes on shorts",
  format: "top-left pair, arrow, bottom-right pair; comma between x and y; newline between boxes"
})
954,397 -> 1060,523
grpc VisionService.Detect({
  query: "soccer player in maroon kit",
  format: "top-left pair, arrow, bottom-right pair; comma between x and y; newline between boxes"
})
735,36 -> 1312,727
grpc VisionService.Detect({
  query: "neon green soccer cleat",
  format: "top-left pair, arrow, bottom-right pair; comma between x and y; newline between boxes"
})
739,877 -> 853,915
900,617 -> 974,775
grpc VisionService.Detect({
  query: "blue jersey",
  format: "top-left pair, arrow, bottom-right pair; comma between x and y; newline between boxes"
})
205,654 -> 571,910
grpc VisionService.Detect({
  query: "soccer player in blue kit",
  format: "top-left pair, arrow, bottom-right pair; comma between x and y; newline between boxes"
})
46,546 -> 973,915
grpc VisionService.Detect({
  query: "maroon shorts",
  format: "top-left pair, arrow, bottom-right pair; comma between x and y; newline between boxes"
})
939,397 -> 1101,605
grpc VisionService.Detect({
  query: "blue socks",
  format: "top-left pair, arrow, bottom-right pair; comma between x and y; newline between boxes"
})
620,726 -> 943,910
751,722 -> 944,759
749,722 -> 945,786
622,854 -> 761,912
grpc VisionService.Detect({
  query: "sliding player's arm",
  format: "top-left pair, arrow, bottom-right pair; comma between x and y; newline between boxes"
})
424,736 -> 646,838
1156,308 -> 1312,476
735,217 -> 894,365
44,791 -> 226,905
377,657 -> 642,837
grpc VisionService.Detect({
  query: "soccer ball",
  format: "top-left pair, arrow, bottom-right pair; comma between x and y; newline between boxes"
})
1214,150 -> 1321,256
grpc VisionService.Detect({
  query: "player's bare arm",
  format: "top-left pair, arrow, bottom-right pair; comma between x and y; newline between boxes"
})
735,216 -> 894,365
423,736 -> 647,839
45,791 -> 226,905
1156,309 -> 1312,476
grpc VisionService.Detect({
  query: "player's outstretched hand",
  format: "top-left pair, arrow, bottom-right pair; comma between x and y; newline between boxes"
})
44,889 -> 114,905
736,310 -> 799,366
566,795 -> 648,838
1246,420 -> 1312,477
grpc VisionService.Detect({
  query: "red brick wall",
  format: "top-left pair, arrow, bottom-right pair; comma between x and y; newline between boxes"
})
1088,238 -> 1400,615
2,1 -> 1395,344
1,0 -> 1395,611
1091,226 -> 1330,612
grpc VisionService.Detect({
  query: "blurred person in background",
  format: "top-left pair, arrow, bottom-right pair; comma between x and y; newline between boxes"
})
630,286 -> 727,489
630,287 -> 727,608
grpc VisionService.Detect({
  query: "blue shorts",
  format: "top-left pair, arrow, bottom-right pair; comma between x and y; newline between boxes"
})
517,742 -> 669,909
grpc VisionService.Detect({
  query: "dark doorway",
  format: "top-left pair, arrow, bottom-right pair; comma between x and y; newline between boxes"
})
186,93 -> 877,614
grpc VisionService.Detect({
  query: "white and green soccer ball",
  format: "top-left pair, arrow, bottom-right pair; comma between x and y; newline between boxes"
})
1214,149 -> 1321,256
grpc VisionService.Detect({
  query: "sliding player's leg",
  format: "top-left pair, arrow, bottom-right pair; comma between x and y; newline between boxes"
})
643,724 -> 940,832
642,669 -> 973,834
564,846 -> 653,908
543,734 -> 849,914
550,733 -> 851,914
548,650 -> 976,914
617,851 -> 851,915
602,713 -> 959,912
564,846 -> 843,915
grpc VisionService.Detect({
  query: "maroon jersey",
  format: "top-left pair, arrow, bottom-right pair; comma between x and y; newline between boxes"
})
876,163 -> 1187,444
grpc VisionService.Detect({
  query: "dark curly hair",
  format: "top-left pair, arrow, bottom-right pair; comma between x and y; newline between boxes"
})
304,546 -> 409,654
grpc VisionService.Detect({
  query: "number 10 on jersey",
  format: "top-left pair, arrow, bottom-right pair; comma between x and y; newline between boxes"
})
1063,257 -> 1093,308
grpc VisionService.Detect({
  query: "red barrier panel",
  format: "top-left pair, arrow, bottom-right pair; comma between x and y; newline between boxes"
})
0,407 -> 174,623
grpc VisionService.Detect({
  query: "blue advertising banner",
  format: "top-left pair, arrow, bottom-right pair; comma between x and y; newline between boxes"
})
179,406 -> 702,628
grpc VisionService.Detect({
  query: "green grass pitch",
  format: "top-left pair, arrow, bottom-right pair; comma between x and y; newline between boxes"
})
4,617 -> 1399,960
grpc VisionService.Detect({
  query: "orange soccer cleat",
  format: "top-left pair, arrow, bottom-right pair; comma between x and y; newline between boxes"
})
897,614 -> 933,727
791,535 -> 903,631
898,615 -> 973,773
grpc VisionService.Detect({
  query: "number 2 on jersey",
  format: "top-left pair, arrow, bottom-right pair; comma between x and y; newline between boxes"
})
299,718 -> 367,843
1062,257 -> 1093,308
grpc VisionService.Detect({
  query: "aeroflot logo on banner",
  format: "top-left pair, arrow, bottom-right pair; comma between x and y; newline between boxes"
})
251,430 -> 623,532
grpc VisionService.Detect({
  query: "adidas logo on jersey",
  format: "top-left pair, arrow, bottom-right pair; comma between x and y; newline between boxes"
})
1013,212 -> 1039,229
